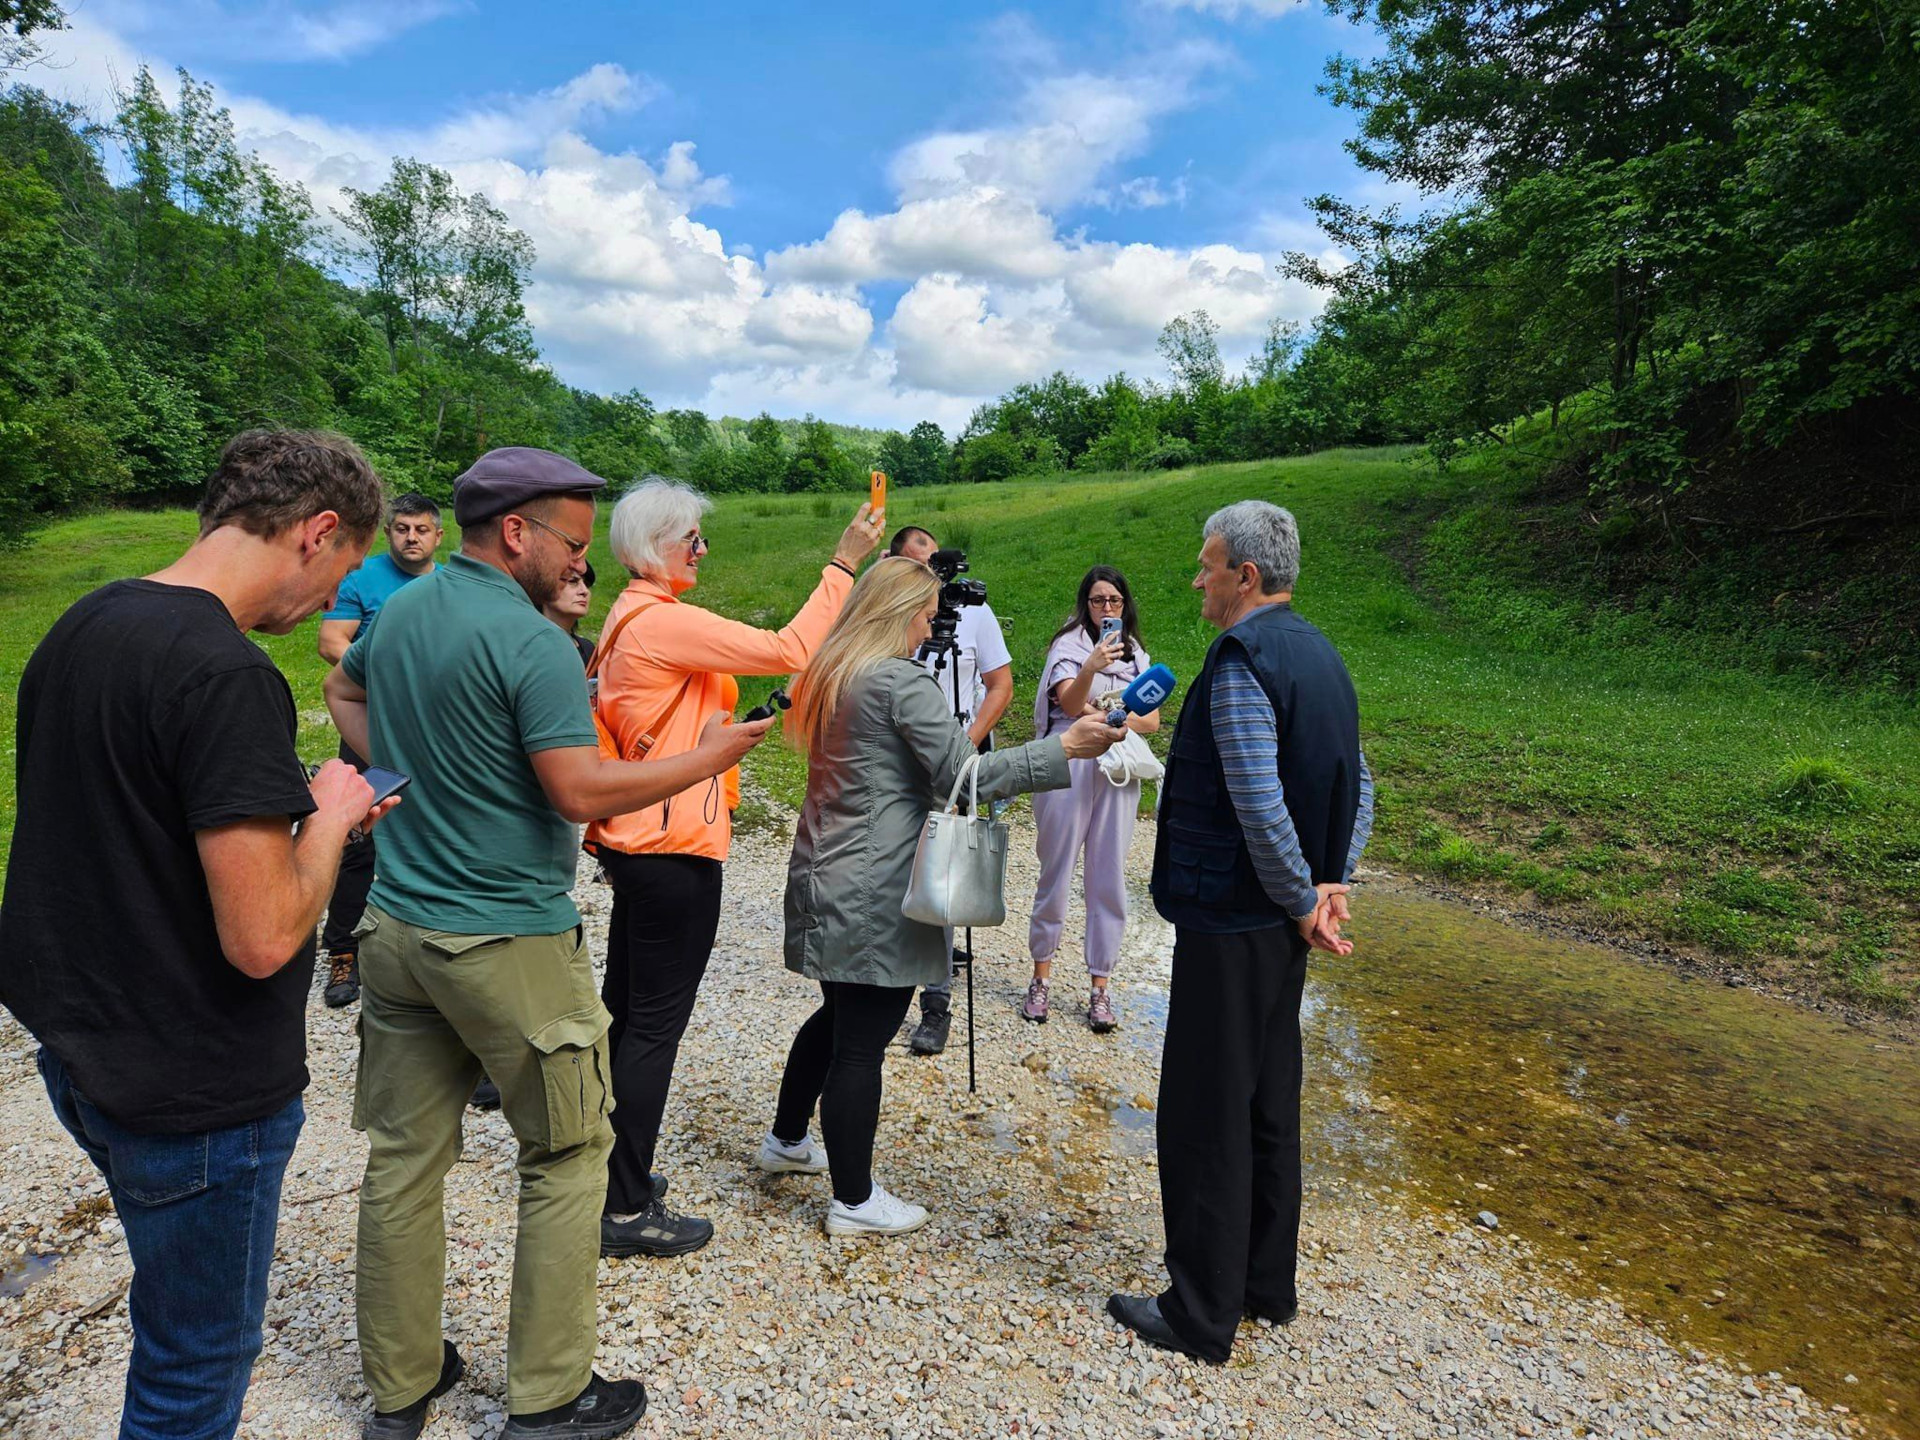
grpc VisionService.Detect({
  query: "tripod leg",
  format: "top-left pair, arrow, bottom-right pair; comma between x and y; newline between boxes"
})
965,927 -> 977,1094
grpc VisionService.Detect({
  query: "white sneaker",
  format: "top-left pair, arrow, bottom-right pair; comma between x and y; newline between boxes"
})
825,1183 -> 929,1237
755,1132 -> 830,1175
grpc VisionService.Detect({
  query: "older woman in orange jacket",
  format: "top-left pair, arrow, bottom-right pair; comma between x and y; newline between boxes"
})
586,477 -> 883,1258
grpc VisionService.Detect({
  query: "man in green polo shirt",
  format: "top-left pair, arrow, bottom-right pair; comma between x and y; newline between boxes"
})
324,448 -> 769,1440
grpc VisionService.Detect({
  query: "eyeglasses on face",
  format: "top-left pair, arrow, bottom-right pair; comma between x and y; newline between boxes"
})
682,531 -> 711,555
516,514 -> 591,559
1088,593 -> 1125,609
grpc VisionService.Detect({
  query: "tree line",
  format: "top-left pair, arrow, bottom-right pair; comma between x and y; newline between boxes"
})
4,0 -> 1916,535
924,0 -> 1920,513
0,50 -> 917,538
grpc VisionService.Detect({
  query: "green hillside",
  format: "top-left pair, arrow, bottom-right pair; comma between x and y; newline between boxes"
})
3,448 -> 1914,1017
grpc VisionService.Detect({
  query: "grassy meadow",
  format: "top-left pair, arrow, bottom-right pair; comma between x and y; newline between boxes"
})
2,447 -> 1914,1017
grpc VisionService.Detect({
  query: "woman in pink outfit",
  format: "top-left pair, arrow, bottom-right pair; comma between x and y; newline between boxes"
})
1024,565 -> 1160,1031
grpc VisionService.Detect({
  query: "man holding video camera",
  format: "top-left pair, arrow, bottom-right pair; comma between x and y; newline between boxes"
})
886,524 -> 1012,1055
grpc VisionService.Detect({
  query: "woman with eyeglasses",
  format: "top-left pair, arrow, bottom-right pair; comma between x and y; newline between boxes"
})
586,476 -> 883,1259
1024,565 -> 1160,1032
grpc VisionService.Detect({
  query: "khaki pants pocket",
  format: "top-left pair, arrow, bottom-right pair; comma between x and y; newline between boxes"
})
525,1007 -> 612,1152
420,931 -> 512,961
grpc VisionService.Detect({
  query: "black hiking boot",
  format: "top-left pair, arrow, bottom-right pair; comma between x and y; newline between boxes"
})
323,950 -> 360,1008
600,1197 -> 712,1258
908,1003 -> 951,1055
363,1340 -> 463,1439
503,1373 -> 646,1438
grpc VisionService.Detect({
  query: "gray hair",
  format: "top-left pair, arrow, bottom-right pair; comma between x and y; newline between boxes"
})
1204,500 -> 1299,593
608,476 -> 712,579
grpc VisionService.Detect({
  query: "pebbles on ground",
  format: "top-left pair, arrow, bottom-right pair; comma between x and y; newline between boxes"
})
0,789 -> 1872,1438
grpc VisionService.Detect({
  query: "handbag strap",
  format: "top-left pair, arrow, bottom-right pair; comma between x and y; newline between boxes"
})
590,598 -> 696,760
943,753 -> 982,815
586,597 -> 661,681
632,673 -> 697,759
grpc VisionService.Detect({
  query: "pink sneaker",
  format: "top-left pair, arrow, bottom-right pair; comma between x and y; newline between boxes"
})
1021,977 -> 1050,1023
1087,988 -> 1117,1033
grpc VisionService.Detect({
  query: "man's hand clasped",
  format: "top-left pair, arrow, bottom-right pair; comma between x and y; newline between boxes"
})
1298,880 -> 1354,956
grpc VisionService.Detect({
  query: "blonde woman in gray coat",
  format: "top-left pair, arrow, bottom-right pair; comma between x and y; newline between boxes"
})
755,556 -> 1125,1236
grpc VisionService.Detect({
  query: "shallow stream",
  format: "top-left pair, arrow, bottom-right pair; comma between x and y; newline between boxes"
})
1118,885 -> 1920,1436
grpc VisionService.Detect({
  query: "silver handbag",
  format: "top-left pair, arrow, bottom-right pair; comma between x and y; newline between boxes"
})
901,754 -> 1008,928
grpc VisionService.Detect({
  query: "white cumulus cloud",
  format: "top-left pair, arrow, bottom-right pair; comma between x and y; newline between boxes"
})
30,9 -> 1333,427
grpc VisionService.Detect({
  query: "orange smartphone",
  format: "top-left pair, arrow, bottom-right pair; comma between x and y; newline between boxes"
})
869,470 -> 887,520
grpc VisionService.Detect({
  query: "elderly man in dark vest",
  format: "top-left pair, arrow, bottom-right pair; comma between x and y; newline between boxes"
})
1108,499 -> 1374,1364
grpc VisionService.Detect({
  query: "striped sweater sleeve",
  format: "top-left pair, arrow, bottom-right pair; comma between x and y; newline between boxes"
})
1209,652 -> 1320,920
1345,749 -> 1375,882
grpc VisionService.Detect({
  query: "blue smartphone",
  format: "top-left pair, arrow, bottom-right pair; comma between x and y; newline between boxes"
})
1099,615 -> 1123,645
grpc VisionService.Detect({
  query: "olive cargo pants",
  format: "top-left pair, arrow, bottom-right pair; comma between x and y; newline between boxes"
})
353,906 -> 614,1414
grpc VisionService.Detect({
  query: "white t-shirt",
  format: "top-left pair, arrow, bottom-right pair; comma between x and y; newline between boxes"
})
916,603 -> 1011,723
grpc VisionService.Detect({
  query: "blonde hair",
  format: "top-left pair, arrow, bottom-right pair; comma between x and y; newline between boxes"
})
787,556 -> 939,752
608,476 -> 711,579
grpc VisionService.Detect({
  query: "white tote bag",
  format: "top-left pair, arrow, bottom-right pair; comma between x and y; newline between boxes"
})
901,754 -> 1009,928
1098,728 -> 1165,786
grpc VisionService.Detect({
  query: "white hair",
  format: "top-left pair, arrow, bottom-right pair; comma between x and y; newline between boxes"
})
608,476 -> 712,580
1204,500 -> 1300,593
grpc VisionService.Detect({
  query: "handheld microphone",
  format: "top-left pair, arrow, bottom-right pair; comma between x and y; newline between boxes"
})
1108,663 -> 1176,725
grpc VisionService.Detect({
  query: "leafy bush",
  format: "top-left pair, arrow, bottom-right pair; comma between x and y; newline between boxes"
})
1144,436 -> 1199,470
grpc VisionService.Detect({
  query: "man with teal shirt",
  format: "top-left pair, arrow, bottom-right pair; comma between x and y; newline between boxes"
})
315,492 -> 443,1008
324,448 -> 769,1440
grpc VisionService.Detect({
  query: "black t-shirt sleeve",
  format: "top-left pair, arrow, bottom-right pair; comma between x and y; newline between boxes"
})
163,665 -> 319,831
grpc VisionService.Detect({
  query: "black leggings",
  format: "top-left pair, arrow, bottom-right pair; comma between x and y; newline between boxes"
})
773,980 -> 916,1206
599,849 -> 724,1215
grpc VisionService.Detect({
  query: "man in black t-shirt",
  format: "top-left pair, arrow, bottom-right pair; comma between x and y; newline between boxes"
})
0,430 -> 393,1440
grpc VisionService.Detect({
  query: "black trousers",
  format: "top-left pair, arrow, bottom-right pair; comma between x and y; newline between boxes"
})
321,740 -> 377,955
1156,923 -> 1310,1361
772,980 -> 916,1206
599,850 -> 724,1215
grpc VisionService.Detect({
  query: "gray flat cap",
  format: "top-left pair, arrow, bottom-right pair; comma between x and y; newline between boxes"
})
452,447 -> 607,526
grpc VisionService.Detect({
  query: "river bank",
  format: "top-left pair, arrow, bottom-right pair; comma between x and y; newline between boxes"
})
0,801 -> 1884,1440
1359,870 -> 1920,1048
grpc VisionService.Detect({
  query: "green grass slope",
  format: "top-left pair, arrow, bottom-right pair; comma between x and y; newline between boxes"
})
3,448 -> 1914,1017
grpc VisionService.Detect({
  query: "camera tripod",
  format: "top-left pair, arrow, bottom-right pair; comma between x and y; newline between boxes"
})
918,623 -> 984,1093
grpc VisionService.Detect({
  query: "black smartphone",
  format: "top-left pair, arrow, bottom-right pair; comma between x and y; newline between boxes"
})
361,765 -> 412,807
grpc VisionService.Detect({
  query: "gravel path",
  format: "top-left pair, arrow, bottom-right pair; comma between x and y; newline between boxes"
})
0,791 -> 1871,1440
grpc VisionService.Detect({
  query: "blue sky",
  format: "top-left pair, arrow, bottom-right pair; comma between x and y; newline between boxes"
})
37,0 -> 1399,429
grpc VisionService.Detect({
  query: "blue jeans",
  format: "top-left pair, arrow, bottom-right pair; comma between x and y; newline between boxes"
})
38,1047 -> 304,1440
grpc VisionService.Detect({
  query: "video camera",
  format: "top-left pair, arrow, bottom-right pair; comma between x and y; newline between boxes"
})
927,548 -> 988,612
917,552 -> 983,672
922,548 -> 987,664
